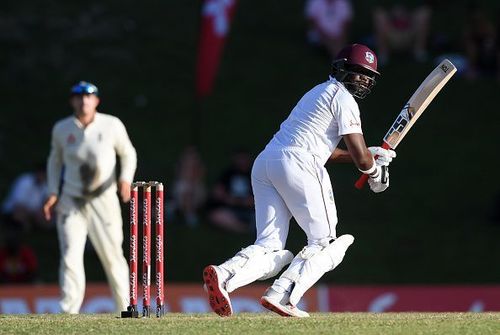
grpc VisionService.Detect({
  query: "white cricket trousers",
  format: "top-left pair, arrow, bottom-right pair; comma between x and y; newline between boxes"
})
56,187 -> 129,313
251,149 -> 338,250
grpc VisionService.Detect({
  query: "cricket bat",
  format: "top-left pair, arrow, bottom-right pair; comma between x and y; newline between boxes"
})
355,59 -> 457,189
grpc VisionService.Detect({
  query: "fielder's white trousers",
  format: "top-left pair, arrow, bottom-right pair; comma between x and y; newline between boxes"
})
56,188 -> 129,314
251,149 -> 338,250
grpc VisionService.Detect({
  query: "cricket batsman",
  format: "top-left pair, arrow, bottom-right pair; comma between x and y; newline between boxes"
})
203,44 -> 396,317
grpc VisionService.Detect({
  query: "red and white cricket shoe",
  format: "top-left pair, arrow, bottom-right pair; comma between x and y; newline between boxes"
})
260,288 -> 310,318
203,265 -> 233,317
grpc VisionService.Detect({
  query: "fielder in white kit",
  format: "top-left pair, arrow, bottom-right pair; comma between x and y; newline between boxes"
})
43,81 -> 137,314
203,44 -> 396,317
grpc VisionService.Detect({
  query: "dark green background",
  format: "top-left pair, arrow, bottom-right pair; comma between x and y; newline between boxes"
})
0,0 -> 499,284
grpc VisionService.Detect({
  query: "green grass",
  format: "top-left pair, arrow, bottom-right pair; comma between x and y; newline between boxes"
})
0,313 -> 499,335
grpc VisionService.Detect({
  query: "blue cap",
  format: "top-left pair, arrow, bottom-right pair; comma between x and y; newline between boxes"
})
70,81 -> 99,96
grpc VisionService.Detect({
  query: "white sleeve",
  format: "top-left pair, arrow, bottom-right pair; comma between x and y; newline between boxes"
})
333,92 -> 363,135
47,124 -> 63,196
113,118 -> 137,183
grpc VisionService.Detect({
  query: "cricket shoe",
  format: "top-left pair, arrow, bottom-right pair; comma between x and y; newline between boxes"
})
260,287 -> 310,318
203,265 -> 233,317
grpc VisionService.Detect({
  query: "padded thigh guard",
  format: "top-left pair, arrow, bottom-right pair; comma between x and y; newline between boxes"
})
221,245 -> 294,293
282,234 -> 354,306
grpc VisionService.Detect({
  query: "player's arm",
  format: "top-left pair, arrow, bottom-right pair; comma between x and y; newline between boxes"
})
343,133 -> 393,193
342,134 -> 396,169
44,125 -> 63,220
331,145 -> 396,166
329,148 -> 353,163
113,118 -> 137,203
342,133 -> 374,171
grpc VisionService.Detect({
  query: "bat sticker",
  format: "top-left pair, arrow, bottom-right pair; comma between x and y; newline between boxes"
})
383,103 -> 415,147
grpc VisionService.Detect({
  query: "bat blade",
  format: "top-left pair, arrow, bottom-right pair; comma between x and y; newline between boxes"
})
355,59 -> 457,189
383,59 -> 457,149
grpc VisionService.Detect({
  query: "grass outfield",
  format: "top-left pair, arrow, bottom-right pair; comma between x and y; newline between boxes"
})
0,313 -> 499,335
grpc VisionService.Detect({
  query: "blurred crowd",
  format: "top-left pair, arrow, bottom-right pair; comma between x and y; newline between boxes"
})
167,147 -> 255,234
0,163 -> 46,283
305,0 -> 499,80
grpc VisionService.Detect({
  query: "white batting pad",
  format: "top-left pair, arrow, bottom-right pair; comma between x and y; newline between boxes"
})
220,245 -> 294,293
276,234 -> 354,306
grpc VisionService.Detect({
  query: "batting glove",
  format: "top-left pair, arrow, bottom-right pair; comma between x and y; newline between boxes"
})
367,165 -> 389,193
368,146 -> 396,166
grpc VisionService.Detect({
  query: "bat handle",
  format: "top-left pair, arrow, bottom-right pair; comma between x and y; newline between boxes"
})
354,174 -> 369,189
354,142 -> 391,189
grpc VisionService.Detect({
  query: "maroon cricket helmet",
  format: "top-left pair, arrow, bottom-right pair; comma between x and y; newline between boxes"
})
332,44 -> 380,99
335,44 -> 380,76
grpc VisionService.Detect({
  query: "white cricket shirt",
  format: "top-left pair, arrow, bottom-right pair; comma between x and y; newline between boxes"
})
267,77 -> 362,165
47,112 -> 137,198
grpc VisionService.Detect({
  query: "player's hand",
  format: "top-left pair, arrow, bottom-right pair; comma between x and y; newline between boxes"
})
119,180 -> 131,203
368,146 -> 396,166
43,194 -> 58,221
368,165 -> 389,193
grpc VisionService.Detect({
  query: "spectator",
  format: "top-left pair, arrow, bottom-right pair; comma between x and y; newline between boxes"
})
305,0 -> 353,58
171,146 -> 207,227
373,1 -> 433,65
463,2 -> 498,80
43,81 -> 137,314
1,163 -> 49,231
0,222 -> 38,283
207,148 -> 254,234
